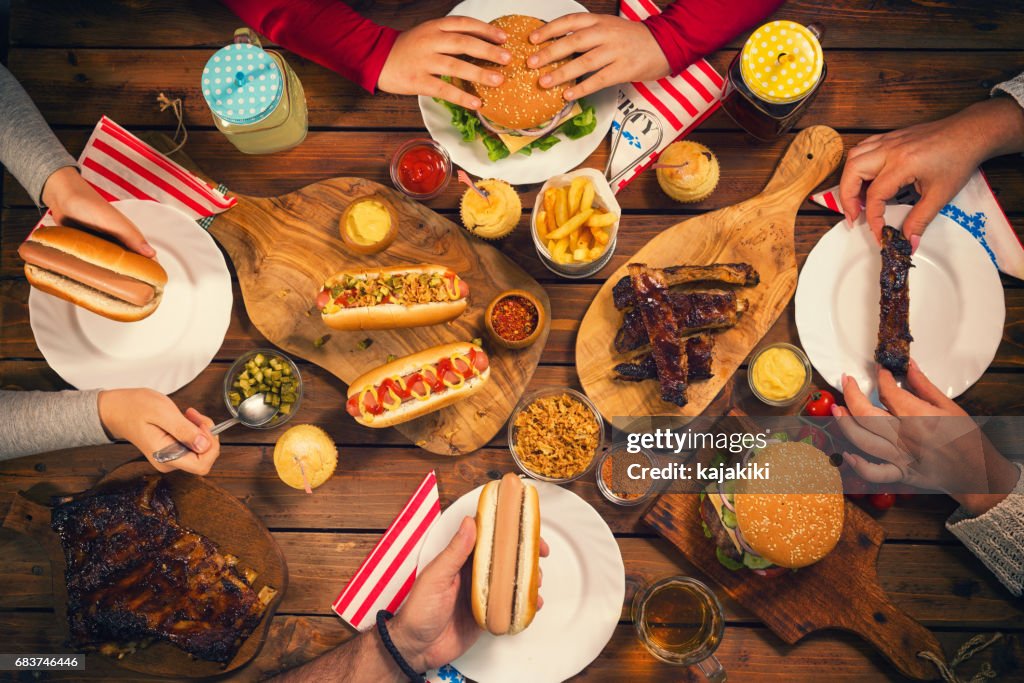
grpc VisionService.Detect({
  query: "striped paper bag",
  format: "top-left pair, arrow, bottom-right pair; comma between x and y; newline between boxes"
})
607,0 -> 725,193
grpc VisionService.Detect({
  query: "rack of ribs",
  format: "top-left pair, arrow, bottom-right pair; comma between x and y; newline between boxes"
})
51,477 -> 275,665
613,334 -> 715,382
875,226 -> 913,374
612,263 -> 760,310
628,264 -> 691,406
614,291 -> 748,353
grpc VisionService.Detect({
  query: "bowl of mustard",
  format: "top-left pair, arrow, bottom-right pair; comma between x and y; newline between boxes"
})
339,195 -> 398,255
748,343 -> 812,406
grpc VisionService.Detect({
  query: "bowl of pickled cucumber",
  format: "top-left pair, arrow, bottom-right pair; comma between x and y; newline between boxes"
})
223,349 -> 303,429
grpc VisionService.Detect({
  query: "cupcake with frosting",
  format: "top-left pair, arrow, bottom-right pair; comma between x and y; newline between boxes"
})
460,179 -> 522,240
656,141 -> 720,204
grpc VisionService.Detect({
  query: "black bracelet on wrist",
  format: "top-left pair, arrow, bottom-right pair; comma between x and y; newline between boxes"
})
376,609 -> 427,683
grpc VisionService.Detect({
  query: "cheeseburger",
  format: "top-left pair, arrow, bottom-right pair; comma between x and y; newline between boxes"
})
700,441 -> 844,576
460,15 -> 588,156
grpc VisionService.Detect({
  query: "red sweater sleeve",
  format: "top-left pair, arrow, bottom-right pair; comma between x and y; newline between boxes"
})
644,0 -> 786,76
220,0 -> 399,93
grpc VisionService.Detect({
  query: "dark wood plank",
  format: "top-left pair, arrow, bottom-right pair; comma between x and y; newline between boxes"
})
12,0 -> 1024,50
5,49 -> 1022,131
4,131 -> 1024,220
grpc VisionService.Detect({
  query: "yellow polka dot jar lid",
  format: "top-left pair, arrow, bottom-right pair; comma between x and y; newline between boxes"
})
740,21 -> 824,105
202,42 -> 283,125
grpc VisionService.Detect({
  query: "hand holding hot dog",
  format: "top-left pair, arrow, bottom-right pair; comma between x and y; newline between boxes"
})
97,389 -> 221,476
42,166 -> 156,258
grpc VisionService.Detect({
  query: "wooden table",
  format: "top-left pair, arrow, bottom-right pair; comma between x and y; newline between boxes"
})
2,2 -> 1023,680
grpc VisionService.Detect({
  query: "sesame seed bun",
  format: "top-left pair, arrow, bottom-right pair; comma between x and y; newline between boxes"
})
467,15 -> 573,131
734,441 -> 844,569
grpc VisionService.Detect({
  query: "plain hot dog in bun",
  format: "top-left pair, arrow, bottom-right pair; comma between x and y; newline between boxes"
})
472,472 -> 540,636
345,341 -> 490,428
19,226 -> 167,322
317,265 -> 469,331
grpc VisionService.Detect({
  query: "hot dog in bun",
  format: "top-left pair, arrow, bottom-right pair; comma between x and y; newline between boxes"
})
472,472 -> 540,636
316,265 -> 469,331
18,226 -> 167,322
345,341 -> 490,427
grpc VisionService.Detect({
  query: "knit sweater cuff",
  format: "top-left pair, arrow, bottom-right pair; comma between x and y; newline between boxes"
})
991,73 -> 1024,110
946,463 -> 1024,596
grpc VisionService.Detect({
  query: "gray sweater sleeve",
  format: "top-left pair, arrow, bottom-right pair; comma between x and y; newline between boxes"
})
0,390 -> 111,459
0,63 -> 77,206
991,72 -> 1024,110
946,464 -> 1024,597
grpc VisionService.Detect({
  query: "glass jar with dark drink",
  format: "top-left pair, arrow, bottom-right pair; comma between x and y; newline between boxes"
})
721,21 -> 826,140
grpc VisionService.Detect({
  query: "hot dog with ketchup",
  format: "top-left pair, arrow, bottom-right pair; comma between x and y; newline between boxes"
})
317,265 -> 469,331
345,341 -> 490,428
18,226 -> 167,322
472,472 -> 541,636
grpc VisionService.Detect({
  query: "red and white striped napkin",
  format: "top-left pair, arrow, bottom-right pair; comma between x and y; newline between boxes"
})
33,116 -> 235,231
333,470 -> 441,630
810,172 -> 1024,280
607,0 -> 725,193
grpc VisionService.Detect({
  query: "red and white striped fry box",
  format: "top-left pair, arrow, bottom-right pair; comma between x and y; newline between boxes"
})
32,116 -> 236,232
811,172 -> 1024,280
607,0 -> 725,193
333,470 -> 441,630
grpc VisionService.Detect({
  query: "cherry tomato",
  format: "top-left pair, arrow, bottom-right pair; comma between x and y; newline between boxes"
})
804,389 -> 836,417
867,493 -> 897,511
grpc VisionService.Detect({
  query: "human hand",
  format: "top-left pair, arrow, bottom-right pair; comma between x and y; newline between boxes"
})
378,17 -> 511,110
839,97 -> 1024,244
97,389 -> 220,475
528,13 -> 670,101
834,361 -> 1020,514
41,166 -> 155,258
391,516 -> 550,672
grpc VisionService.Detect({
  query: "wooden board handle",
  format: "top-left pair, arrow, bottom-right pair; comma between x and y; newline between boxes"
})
2,494 -> 51,536
761,125 -> 844,212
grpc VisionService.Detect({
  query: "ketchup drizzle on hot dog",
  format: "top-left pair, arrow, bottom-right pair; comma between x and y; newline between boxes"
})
345,348 -> 489,418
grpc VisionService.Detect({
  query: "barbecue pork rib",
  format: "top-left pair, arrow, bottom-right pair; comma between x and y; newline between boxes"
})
628,264 -> 690,406
51,477 -> 273,665
612,263 -> 759,309
874,226 -> 913,374
614,291 -> 747,353
614,334 -> 715,382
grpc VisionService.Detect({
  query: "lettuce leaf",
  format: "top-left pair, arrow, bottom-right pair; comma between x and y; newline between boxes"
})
559,102 -> 597,140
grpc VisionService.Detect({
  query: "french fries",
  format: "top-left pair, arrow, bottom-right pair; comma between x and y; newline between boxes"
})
534,176 -> 618,266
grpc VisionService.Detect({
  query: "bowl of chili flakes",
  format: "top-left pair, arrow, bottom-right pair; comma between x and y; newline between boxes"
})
485,289 -> 546,350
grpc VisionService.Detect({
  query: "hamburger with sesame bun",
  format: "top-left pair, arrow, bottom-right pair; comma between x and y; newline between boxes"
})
441,14 -> 598,161
700,440 -> 844,576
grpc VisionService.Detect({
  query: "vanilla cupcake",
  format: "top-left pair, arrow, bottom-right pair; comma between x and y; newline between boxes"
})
460,179 -> 522,240
274,424 -> 337,491
656,141 -> 720,204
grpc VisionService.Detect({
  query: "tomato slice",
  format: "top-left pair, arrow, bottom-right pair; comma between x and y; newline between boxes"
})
316,289 -> 331,310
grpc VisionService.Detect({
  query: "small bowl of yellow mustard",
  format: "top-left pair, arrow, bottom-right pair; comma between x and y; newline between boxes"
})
339,195 -> 398,255
748,342 -> 812,407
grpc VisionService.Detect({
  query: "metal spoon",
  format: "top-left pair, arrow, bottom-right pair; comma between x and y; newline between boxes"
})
151,394 -> 278,463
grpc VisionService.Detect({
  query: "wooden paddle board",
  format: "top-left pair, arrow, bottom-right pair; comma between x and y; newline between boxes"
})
576,126 -> 844,420
206,180 -> 549,456
2,462 -> 286,678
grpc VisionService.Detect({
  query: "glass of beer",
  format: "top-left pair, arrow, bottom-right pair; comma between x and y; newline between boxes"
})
633,576 -> 727,681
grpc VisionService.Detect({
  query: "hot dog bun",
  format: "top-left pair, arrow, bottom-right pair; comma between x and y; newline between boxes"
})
472,473 -> 540,636
320,264 -> 469,331
345,341 -> 490,428
20,226 -> 167,322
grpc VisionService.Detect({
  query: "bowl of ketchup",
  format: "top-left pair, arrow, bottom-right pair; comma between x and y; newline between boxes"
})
390,138 -> 452,200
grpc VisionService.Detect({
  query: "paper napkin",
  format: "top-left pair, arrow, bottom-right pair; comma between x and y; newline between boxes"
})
607,0 -> 725,193
810,172 -> 1024,280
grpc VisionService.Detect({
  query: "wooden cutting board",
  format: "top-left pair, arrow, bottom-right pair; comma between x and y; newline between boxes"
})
576,126 -> 844,420
206,178 -> 550,456
643,481 -> 945,680
2,462 -> 287,678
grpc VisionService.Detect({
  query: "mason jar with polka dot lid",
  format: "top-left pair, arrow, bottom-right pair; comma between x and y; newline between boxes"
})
721,21 -> 825,141
201,28 -> 308,154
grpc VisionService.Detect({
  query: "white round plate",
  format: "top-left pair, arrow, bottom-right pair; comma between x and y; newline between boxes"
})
29,199 -> 232,394
418,0 -> 617,185
418,480 -> 624,683
796,205 -> 1004,400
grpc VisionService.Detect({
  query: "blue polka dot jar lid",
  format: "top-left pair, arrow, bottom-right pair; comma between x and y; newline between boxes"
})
202,42 -> 283,125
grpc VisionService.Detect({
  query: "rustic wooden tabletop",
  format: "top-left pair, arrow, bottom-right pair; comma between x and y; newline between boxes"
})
1,1 -> 1023,681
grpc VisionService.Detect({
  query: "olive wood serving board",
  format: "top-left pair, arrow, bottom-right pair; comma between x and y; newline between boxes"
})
206,178 -> 550,456
1,461 -> 287,678
576,126 -> 844,420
